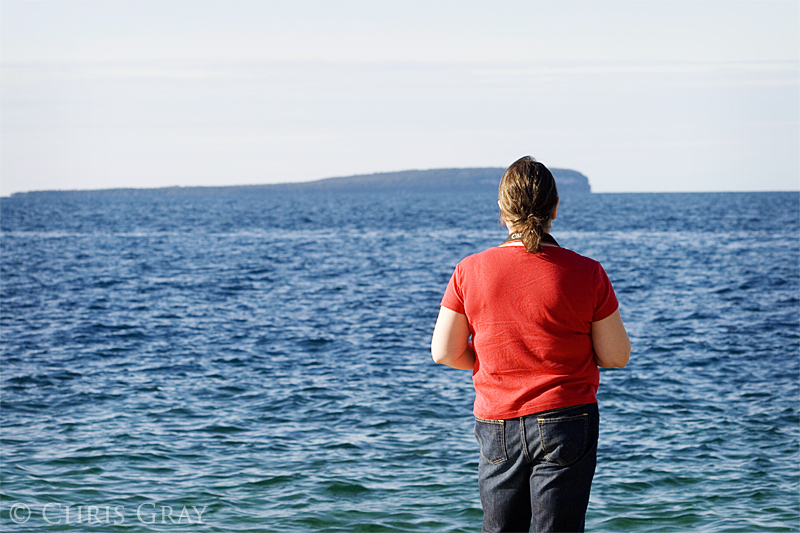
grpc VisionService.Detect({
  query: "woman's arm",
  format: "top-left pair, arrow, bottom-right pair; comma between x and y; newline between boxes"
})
431,306 -> 476,370
591,309 -> 631,368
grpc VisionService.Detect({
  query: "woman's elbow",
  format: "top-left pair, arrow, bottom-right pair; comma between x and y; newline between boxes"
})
613,347 -> 631,368
431,340 -> 475,370
431,347 -> 448,365
431,340 -> 458,365
591,310 -> 631,368
596,340 -> 631,368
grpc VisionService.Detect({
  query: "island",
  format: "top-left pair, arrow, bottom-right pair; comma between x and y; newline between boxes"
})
267,167 -> 591,194
11,167 -> 591,196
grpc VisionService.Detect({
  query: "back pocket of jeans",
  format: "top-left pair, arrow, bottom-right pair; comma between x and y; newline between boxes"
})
537,413 -> 588,466
474,418 -> 507,464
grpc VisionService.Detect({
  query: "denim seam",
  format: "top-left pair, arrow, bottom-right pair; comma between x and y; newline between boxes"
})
519,417 -> 532,464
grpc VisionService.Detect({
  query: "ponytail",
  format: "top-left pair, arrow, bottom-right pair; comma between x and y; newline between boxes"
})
520,213 -> 547,253
498,156 -> 559,254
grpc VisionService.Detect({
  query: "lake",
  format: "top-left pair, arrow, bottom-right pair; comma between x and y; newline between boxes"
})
1,189 -> 798,531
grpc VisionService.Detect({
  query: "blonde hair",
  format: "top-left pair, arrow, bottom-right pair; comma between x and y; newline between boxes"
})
498,156 -> 559,253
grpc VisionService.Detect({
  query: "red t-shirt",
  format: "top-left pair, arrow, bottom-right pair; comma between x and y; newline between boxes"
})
441,240 -> 618,419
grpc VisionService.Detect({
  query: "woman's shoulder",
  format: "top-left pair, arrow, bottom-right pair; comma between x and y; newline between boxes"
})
452,245 -> 509,272
546,245 -> 606,269
548,244 -> 597,260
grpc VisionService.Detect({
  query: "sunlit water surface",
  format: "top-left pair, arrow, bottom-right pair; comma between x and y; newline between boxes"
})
2,190 -> 798,531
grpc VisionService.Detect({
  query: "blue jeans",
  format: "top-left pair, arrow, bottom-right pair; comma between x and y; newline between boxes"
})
475,403 -> 599,533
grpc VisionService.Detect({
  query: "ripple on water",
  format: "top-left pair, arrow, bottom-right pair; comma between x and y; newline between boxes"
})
1,191 -> 798,531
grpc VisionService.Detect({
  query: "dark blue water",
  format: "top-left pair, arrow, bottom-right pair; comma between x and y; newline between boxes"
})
2,190 -> 798,531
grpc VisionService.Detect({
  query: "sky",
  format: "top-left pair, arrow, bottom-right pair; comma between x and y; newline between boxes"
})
1,0 -> 798,195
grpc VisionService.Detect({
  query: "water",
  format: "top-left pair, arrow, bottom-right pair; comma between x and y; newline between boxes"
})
1,190 -> 798,532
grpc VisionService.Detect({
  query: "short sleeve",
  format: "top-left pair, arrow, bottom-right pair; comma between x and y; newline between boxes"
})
592,262 -> 619,322
440,267 -> 466,315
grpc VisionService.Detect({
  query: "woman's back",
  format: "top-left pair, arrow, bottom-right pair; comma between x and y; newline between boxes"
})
441,241 -> 618,419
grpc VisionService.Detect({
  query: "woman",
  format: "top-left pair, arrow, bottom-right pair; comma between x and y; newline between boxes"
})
431,156 -> 630,533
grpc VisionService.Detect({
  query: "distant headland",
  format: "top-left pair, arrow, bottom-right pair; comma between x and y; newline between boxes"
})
267,167 -> 591,194
11,167 -> 591,196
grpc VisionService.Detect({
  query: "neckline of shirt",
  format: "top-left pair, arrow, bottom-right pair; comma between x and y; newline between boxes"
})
499,232 -> 560,248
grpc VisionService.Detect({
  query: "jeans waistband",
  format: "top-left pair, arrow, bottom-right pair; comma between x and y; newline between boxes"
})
475,402 -> 597,422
